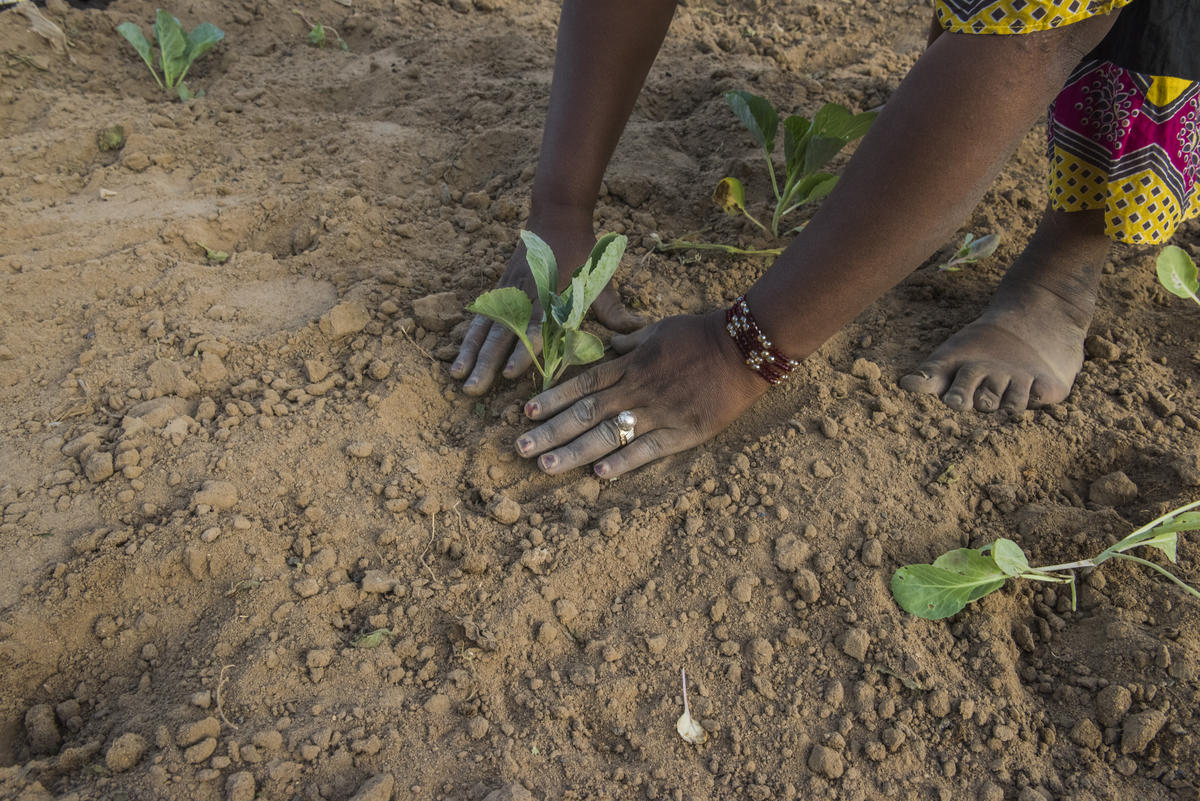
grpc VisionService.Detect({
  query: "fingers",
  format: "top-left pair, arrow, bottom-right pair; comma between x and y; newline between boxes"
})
464,324 -> 518,396
503,319 -> 543,379
517,385 -> 631,459
611,323 -> 655,355
593,429 -> 684,479
450,315 -> 492,380
532,410 -> 646,475
523,357 -> 626,421
592,287 -> 650,334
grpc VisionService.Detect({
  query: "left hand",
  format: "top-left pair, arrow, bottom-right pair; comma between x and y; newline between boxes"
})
514,309 -> 771,478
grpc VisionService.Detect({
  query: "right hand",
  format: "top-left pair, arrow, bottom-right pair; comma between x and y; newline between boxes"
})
450,221 -> 648,395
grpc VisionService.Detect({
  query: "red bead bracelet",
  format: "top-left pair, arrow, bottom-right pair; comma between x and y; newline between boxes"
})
725,294 -> 800,386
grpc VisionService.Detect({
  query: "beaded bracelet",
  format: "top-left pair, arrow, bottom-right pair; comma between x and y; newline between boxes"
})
724,293 -> 800,386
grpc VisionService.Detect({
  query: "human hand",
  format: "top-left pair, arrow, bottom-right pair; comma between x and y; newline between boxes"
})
450,221 -> 647,396
514,310 -> 771,478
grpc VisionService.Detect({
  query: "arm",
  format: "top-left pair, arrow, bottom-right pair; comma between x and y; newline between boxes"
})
451,0 -> 678,395
518,12 -> 1120,477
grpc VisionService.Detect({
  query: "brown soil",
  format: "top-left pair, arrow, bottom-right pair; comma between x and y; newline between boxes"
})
2,1 -> 1199,800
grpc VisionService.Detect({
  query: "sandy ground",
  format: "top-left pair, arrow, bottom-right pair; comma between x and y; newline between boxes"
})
1,0 -> 1199,799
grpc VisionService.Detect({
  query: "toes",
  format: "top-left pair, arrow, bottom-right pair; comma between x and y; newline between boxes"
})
941,366 -> 987,411
1001,376 -> 1033,411
899,363 -> 953,397
974,375 -> 1009,413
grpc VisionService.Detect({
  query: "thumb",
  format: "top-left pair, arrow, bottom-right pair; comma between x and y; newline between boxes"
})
611,323 -> 656,354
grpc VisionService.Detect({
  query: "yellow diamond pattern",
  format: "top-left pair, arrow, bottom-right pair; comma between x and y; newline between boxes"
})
936,0 -> 1134,35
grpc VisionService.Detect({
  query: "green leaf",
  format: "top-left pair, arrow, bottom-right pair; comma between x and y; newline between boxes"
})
179,22 -> 224,83
804,104 -> 876,174
117,22 -> 163,87
792,172 -> 837,206
520,230 -> 557,317
930,548 -> 1008,601
724,90 -> 778,154
1156,245 -> 1200,300
990,538 -> 1031,577
563,329 -> 604,366
713,177 -> 747,216
177,81 -> 194,102
467,287 -> 535,359
891,564 -> 1002,620
155,9 -> 188,87
782,115 -> 812,181
563,274 -> 588,330
308,23 -> 326,46
353,629 -> 392,649
576,233 -> 627,325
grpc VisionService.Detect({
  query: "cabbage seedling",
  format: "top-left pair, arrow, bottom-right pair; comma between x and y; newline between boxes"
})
1156,245 -> 1200,306
891,500 -> 1200,620
720,91 -> 876,237
939,232 -> 1000,272
118,10 -> 224,101
467,231 -> 627,392
675,668 -> 706,744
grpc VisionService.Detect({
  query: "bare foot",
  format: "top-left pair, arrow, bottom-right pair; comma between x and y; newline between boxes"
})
900,208 -> 1109,412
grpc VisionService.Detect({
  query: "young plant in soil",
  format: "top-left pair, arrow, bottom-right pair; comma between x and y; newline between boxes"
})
467,231 -> 627,392
939,232 -> 1001,272
1157,245 -> 1200,306
118,10 -> 224,101
658,91 -> 876,256
892,500 -> 1200,620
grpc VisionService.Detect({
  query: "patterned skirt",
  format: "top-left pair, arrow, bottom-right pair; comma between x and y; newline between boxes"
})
936,0 -> 1200,245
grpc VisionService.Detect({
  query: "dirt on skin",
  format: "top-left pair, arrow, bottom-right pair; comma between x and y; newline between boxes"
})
1,0 -> 1199,799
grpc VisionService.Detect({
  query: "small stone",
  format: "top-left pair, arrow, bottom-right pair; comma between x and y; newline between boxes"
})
819,416 -> 839,439
466,715 -> 489,739
807,744 -> 844,779
1096,684 -> 1132,727
841,627 -> 870,661
483,784 -> 533,801
190,690 -> 212,708
226,771 -> 256,801
731,576 -> 758,603
184,737 -> 217,763
319,301 -> 371,339
148,358 -> 199,397
193,480 -> 238,511
84,451 -> 114,483
811,460 -> 834,479
306,649 -> 334,669
123,151 -> 151,172
1069,718 -> 1102,749
1084,334 -> 1121,362
860,539 -> 883,567
773,534 -> 810,573
177,717 -> 220,747
199,352 -> 227,383
1089,472 -> 1137,507
367,359 -> 391,380
304,360 -> 330,382
424,694 -> 451,716
850,358 -> 881,381
348,773 -> 395,801
1121,709 -> 1166,754
488,494 -> 521,525
24,704 -> 60,755
792,568 -> 820,603
183,545 -> 207,579
105,732 -> 147,772
411,292 -> 462,332
346,441 -> 374,459
293,577 -> 320,598
361,570 -> 395,593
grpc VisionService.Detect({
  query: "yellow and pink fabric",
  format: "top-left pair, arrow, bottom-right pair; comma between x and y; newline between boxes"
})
936,0 -> 1200,244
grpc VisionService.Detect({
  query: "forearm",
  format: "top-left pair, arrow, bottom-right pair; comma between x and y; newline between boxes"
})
747,17 -> 1117,359
529,0 -> 679,224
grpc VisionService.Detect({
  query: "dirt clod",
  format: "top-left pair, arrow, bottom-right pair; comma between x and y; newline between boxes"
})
1096,684 -> 1132,727
348,773 -> 395,801
192,480 -> 239,511
1121,709 -> 1166,754
841,628 -> 870,661
104,732 -> 147,772
1088,472 -> 1137,507
24,704 -> 60,755
488,493 -> 521,524
225,771 -> 256,801
319,301 -> 371,340
807,744 -> 844,779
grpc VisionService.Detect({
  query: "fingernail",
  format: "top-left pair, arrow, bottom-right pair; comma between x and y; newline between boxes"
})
540,454 -> 557,470
517,437 -> 532,454
452,360 -> 463,372
505,361 -> 516,372
465,379 -> 477,389
525,402 -> 539,417
594,463 -> 609,478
